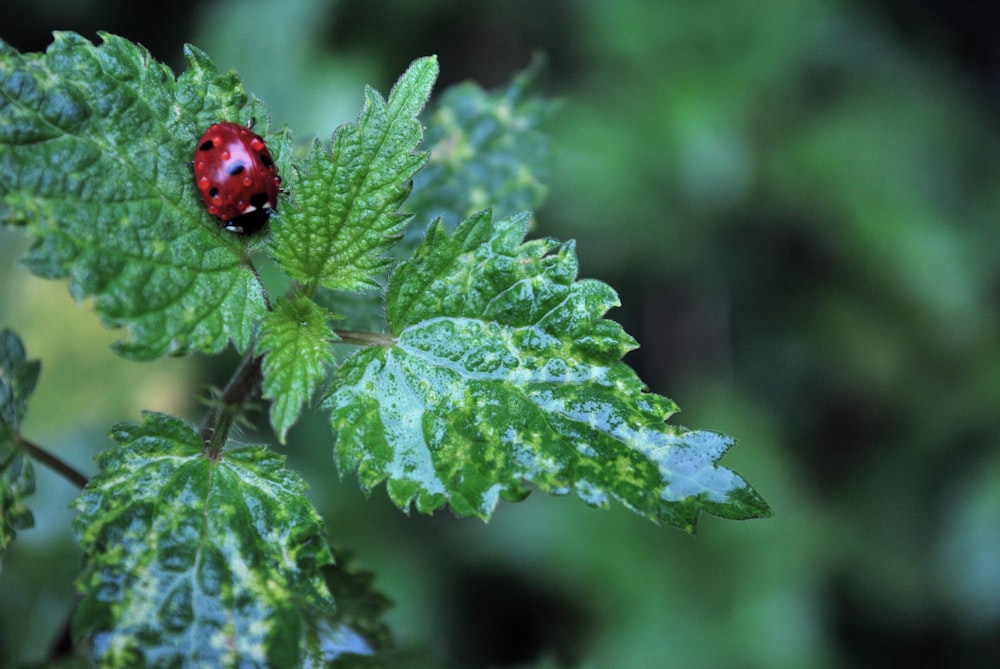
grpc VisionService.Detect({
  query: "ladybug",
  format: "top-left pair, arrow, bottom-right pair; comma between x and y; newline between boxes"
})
193,121 -> 281,234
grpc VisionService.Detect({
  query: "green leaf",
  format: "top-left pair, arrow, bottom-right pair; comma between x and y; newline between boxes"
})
0,32 -> 271,359
270,56 -> 438,292
0,329 -> 39,562
71,412 -> 373,666
405,55 -> 556,244
259,295 -> 337,443
327,212 -> 771,531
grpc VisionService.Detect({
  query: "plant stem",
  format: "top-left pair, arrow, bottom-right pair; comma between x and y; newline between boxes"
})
200,352 -> 263,459
17,436 -> 88,488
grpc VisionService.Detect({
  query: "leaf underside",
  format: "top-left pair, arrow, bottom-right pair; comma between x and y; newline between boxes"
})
328,212 -> 772,532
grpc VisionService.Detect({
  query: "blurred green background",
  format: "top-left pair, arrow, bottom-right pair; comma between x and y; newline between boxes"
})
3,0 -> 1000,667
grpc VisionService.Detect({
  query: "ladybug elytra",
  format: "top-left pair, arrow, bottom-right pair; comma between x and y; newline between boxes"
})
193,121 -> 280,234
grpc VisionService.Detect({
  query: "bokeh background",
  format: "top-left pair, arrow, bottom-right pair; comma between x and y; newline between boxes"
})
2,1 -> 1000,667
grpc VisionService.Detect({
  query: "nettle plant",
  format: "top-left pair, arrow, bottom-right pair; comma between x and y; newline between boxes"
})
0,33 -> 772,667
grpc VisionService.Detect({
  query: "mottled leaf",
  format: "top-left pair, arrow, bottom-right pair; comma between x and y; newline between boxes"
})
71,412 -> 382,666
0,329 -> 38,562
270,56 -> 437,292
0,32 -> 272,359
405,55 -> 556,244
328,212 -> 771,531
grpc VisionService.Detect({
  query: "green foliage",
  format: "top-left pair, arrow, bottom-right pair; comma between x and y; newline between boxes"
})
0,329 -> 38,563
0,29 -> 771,666
259,296 -> 338,443
0,32 -> 272,360
329,211 -> 769,529
71,412 -> 381,667
306,56 -> 557,339
405,55 -> 556,241
269,57 -> 437,292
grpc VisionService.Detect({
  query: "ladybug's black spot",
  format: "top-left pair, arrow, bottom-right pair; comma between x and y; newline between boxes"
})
198,139 -> 215,151
259,153 -> 274,169
228,163 -> 246,176
208,187 -> 219,198
249,192 -> 270,209
224,208 -> 271,235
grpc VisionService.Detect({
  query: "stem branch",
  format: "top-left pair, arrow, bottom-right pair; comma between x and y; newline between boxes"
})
333,330 -> 396,347
17,436 -> 88,489
200,353 -> 263,459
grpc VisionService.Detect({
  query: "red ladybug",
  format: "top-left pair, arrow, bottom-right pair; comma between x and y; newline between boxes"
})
193,121 -> 281,234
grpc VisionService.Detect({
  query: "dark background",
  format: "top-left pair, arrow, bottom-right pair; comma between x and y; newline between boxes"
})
2,1 -> 1000,667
